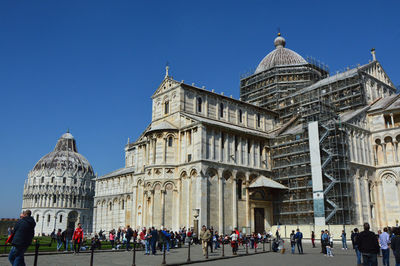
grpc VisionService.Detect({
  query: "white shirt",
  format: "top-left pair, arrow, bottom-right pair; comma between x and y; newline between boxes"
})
379,232 -> 390,250
230,233 -> 238,241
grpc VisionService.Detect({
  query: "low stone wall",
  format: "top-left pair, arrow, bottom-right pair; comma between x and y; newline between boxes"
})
269,224 -> 363,240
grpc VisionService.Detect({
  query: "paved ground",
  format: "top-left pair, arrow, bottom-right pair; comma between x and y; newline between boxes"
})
0,242 -> 360,266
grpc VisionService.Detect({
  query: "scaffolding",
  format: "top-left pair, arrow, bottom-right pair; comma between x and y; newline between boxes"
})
271,89 -> 352,225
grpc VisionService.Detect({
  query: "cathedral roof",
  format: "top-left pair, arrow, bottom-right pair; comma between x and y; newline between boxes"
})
254,34 -> 307,74
31,132 -> 94,178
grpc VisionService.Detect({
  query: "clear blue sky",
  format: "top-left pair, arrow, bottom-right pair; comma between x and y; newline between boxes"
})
1,0 -> 399,218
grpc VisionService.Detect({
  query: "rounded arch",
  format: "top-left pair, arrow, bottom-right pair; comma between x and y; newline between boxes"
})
180,170 -> 188,179
379,170 -> 398,181
384,135 -> 393,143
163,181 -> 175,190
189,167 -> 198,177
236,171 -> 246,181
375,138 -> 382,145
222,169 -> 233,181
205,167 -> 218,179
153,182 -> 162,190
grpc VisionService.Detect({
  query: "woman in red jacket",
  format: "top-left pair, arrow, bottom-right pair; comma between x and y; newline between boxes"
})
73,223 -> 84,253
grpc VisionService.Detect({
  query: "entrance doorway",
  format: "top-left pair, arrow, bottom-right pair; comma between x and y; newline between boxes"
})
254,208 -> 265,233
67,211 -> 78,230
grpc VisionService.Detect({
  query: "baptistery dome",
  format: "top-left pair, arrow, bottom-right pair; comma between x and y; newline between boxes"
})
254,34 -> 307,74
32,132 -> 94,178
22,131 -> 95,235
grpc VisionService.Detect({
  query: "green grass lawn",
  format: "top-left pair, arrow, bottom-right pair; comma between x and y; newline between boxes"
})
0,235 -> 120,254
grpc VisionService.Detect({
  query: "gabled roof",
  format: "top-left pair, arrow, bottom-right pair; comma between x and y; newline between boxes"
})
248,176 -> 288,189
98,167 -> 135,180
368,94 -> 400,112
340,105 -> 370,123
147,121 -> 178,133
182,112 -> 272,138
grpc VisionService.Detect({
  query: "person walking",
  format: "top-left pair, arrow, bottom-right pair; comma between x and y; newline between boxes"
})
390,227 -> 400,266
322,230 -> 329,255
72,223 -> 84,253
126,225 -> 133,251
150,227 -> 158,255
341,230 -> 348,250
230,230 -> 239,255
109,230 -> 115,250
380,227 -> 391,266
199,225 -> 211,257
7,210 -> 36,266
311,231 -> 316,248
352,228 -> 362,266
295,228 -> 303,254
64,227 -> 74,252
56,229 -> 63,251
356,223 -> 379,266
290,230 -> 296,254
144,229 -> 151,255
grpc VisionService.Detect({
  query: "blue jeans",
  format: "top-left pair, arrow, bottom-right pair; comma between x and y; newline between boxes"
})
355,248 -> 362,265
65,239 -> 73,251
342,240 -> 348,249
291,243 -> 295,254
362,253 -> 378,266
162,241 -> 170,252
9,246 -> 27,266
382,248 -> 390,266
145,241 -> 150,254
57,239 -> 63,250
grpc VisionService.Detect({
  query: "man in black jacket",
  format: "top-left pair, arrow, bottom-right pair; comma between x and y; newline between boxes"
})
390,227 -> 400,266
8,210 -> 36,266
355,223 -> 379,266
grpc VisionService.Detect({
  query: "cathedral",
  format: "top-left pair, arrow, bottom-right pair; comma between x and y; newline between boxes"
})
25,33 -> 400,236
22,132 -> 95,235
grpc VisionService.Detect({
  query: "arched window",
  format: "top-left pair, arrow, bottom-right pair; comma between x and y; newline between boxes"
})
63,177 -> 66,184
219,103 -> 224,117
109,202 -> 112,211
164,101 -> 169,114
51,177 -> 54,183
47,214 -> 50,223
237,179 -> 243,200
121,200 -> 125,210
239,109 -> 243,123
53,195 -> 56,204
257,113 -> 261,127
41,177 -> 44,183
197,97 -> 202,112
36,214 -> 39,222
168,136 -> 173,147
59,215 -> 63,223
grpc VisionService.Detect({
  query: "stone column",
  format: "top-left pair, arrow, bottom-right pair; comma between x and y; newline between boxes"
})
362,176 -> 372,225
150,190 -> 155,226
218,176 -> 224,234
353,132 -> 359,162
131,186 -> 137,229
162,138 -> 166,164
245,176 -> 250,229
161,189 -> 165,226
377,181 -> 387,226
232,177 -> 238,229
210,129 -> 215,161
93,206 -> 97,234
238,136 -> 242,165
395,141 -> 399,163
354,174 -> 363,225
383,144 -> 387,164
391,113 -> 395,127
373,144 -> 378,165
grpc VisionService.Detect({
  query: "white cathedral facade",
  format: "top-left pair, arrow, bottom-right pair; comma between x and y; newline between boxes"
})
23,34 -> 400,236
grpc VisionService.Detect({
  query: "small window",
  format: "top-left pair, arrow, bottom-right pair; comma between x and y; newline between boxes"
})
41,177 -> 44,183
247,139 -> 251,154
168,136 -> 173,147
188,154 -> 192,162
197,97 -> 202,112
59,215 -> 63,223
53,196 -> 56,204
234,136 -> 238,152
109,203 -> 112,211
63,177 -> 66,184
164,101 -> 169,114
219,103 -> 224,117
36,214 -> 39,222
257,113 -> 261,127
51,177 -> 54,183
121,200 -> 125,210
73,196 -> 76,205
74,179 -> 77,184
239,110 -> 243,123
221,133 -> 225,149
47,214 -> 50,223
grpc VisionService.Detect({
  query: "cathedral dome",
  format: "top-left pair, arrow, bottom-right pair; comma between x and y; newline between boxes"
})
31,131 -> 94,178
255,34 -> 307,74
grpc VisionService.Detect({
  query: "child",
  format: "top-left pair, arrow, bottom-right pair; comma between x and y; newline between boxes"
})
326,244 -> 334,257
